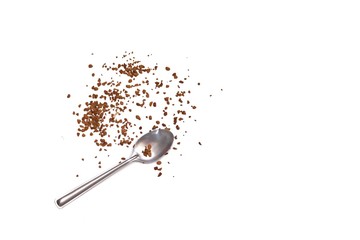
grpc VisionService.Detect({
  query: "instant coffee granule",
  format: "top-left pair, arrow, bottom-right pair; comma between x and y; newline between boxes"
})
142,144 -> 152,157
69,51 -> 202,177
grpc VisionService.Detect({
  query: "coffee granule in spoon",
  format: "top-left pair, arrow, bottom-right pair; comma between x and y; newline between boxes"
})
142,144 -> 152,157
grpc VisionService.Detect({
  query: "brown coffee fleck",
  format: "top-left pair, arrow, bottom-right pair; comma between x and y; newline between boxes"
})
142,144 -> 152,157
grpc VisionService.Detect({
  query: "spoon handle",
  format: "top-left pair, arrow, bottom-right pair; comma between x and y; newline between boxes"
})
55,155 -> 138,208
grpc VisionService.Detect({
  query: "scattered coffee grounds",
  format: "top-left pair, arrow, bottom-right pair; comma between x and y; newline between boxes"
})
198,142 -> 202,146
76,174 -> 79,177
142,144 -> 152,157
67,94 -> 71,98
69,51 -> 202,177
158,172 -> 162,177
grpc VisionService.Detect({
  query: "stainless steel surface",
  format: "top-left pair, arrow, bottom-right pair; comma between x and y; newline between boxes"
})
55,156 -> 137,208
134,128 -> 174,163
55,129 -> 174,208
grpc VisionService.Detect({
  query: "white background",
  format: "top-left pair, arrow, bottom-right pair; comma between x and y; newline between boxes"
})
1,0 -> 360,239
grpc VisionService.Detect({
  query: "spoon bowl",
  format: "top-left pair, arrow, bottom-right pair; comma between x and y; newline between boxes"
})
56,129 -> 174,208
134,129 -> 174,163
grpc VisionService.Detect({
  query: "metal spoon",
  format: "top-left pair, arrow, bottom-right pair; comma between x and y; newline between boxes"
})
55,129 -> 174,208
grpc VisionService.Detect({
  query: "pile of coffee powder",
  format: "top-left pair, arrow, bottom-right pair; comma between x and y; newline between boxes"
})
68,51 -> 198,177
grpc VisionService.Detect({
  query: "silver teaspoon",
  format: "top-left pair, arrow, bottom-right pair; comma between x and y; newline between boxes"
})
55,129 -> 174,208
